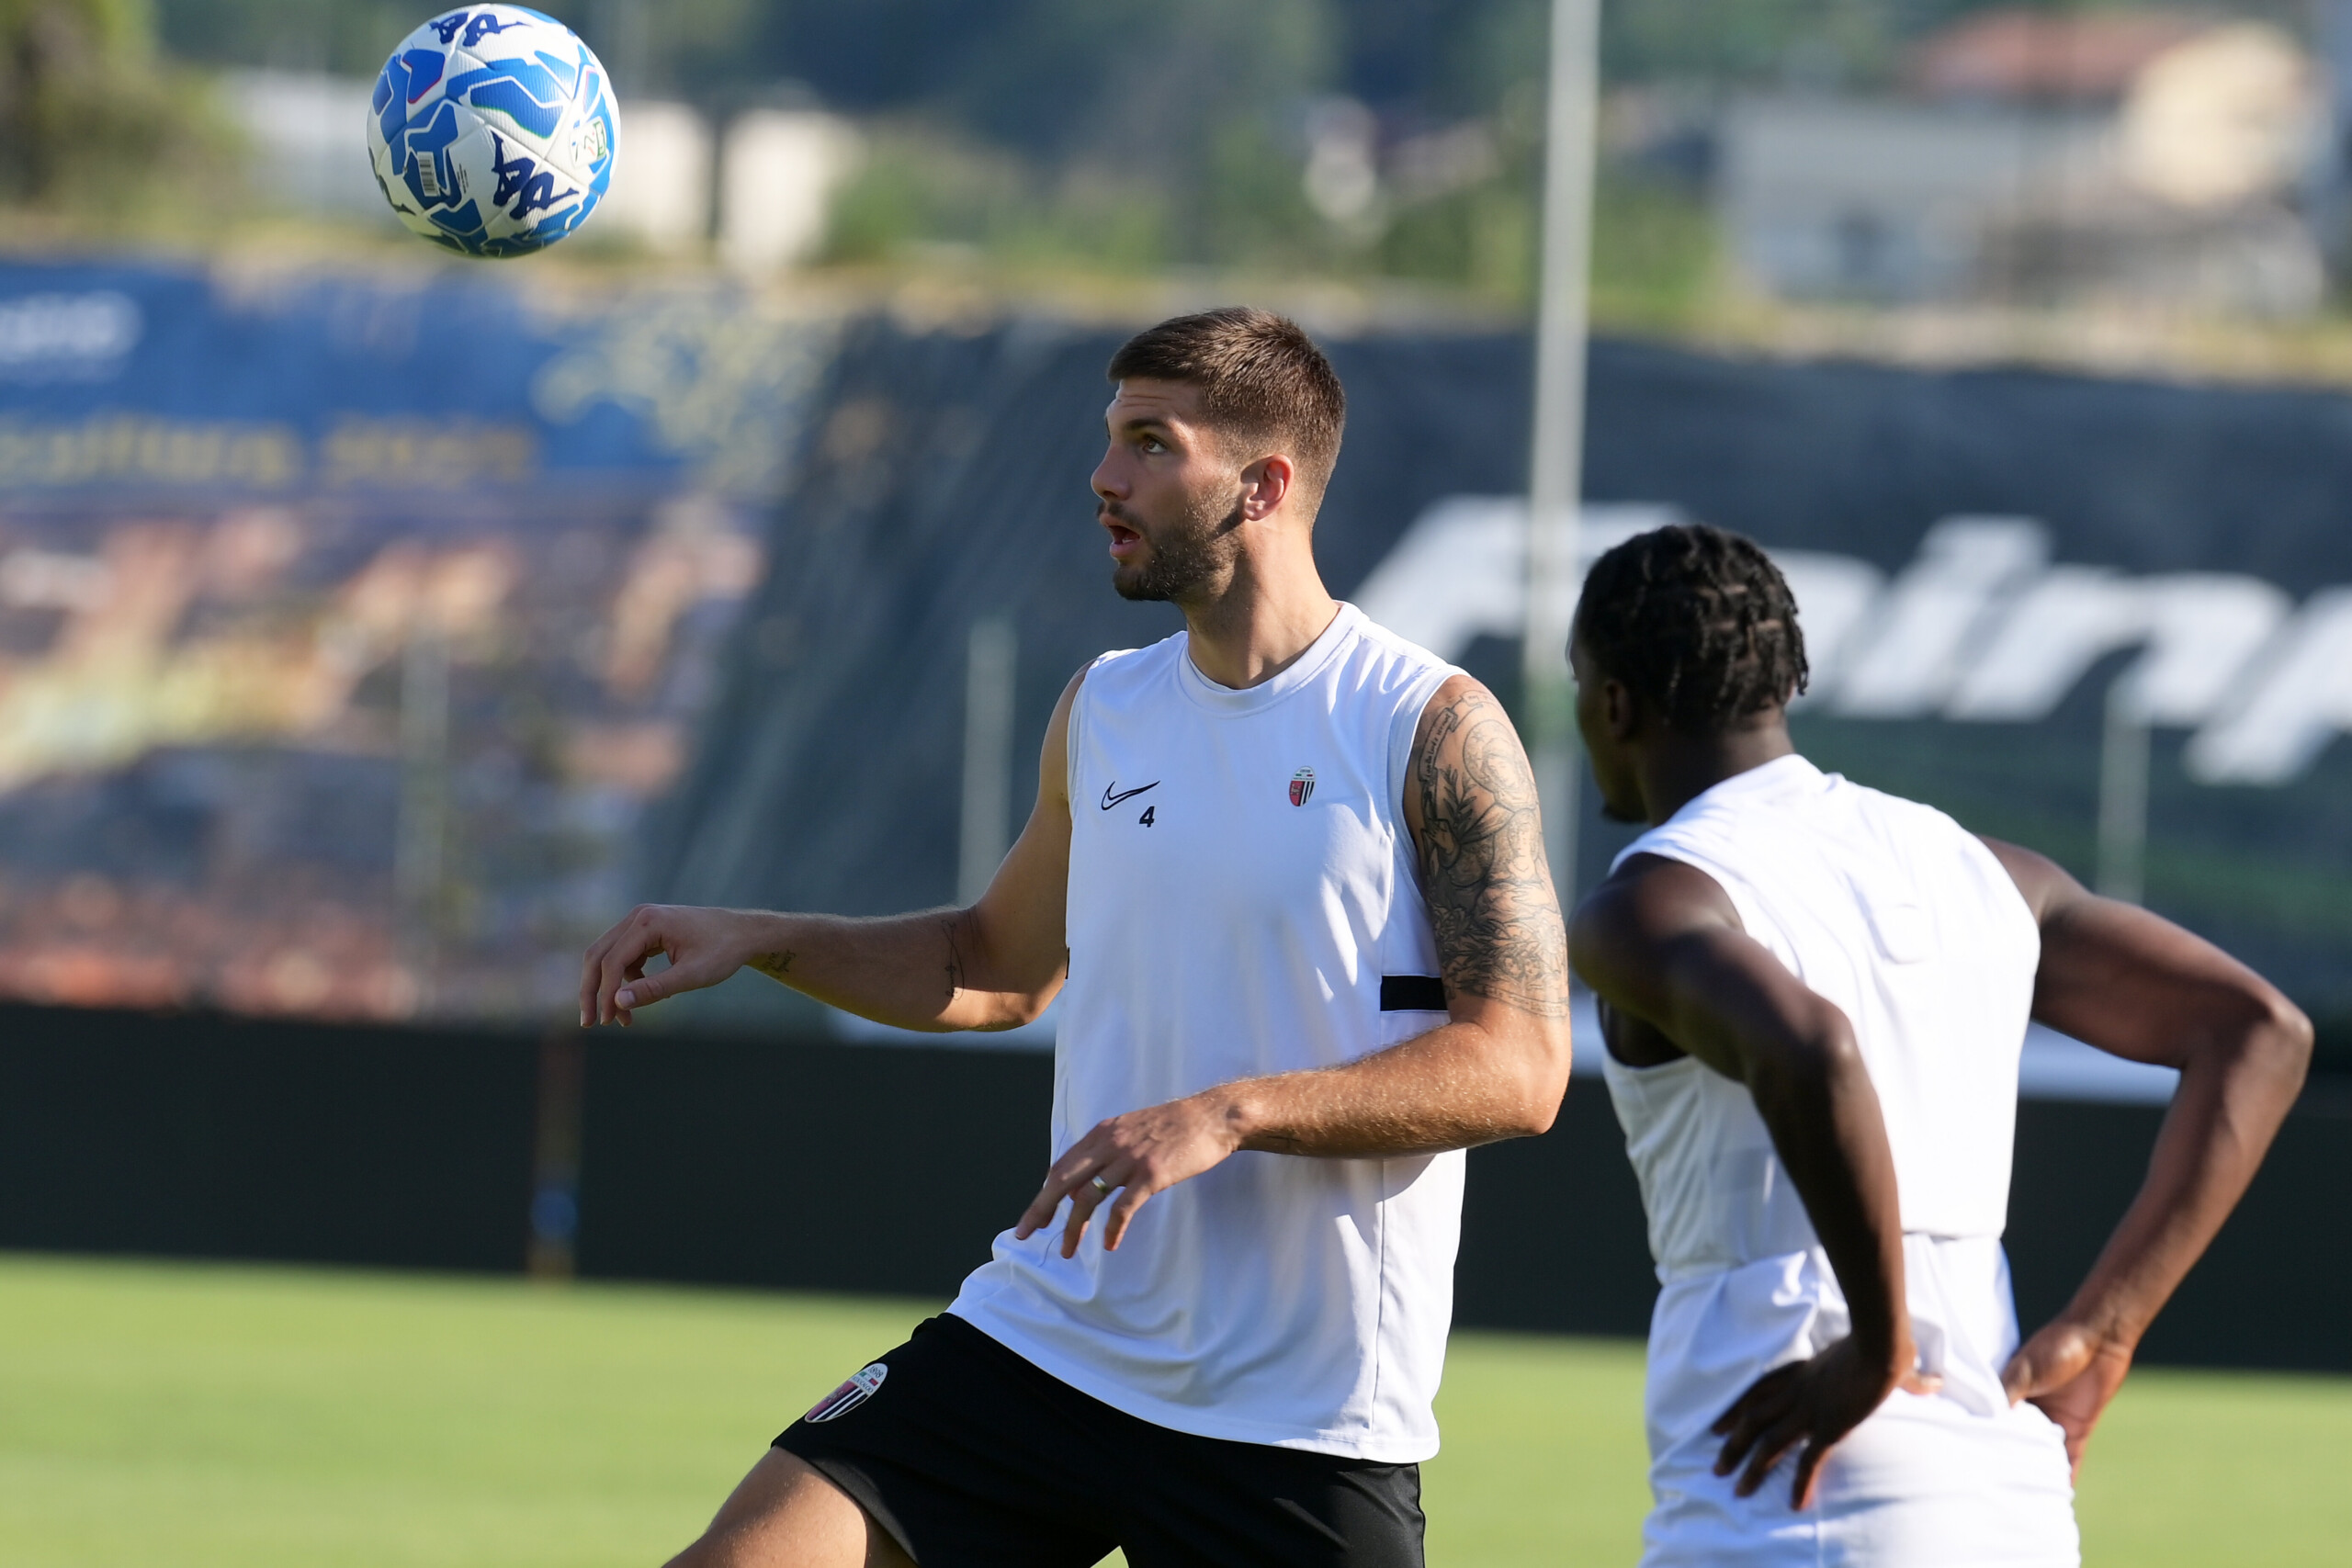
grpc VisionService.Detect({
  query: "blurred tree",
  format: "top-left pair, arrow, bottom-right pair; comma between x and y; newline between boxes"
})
1031,0 -> 1334,262
812,0 -> 1336,274
154,0 -> 413,73
0,0 -> 221,213
1344,0 -> 1547,118
1603,0 -> 1923,87
151,1 -> 2284,117
820,123 -> 1174,274
152,0 -> 729,94
139,0 -> 2274,302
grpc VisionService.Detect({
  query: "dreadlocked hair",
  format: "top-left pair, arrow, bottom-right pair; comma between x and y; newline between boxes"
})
1574,524 -> 1809,731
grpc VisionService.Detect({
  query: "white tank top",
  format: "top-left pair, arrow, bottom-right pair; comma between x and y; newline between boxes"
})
950,603 -> 1463,1462
1601,755 -> 2048,1469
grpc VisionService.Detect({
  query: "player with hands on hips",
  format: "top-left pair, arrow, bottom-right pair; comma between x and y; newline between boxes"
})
1566,524 -> 2309,1566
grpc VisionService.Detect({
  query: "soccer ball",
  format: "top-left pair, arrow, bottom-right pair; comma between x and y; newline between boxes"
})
366,7 -> 618,257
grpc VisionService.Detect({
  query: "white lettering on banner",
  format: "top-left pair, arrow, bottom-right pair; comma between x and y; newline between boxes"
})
1949,570 -> 2290,724
1351,496 -> 2352,785
2132,577 -> 2300,727
2186,589 -> 2352,784
1349,497 -> 1672,659
1944,566 -> 2142,720
1828,519 -> 2047,716
0,292 -> 141,381
1770,552 -> 1884,697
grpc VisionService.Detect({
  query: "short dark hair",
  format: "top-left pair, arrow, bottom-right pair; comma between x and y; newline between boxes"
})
1106,308 -> 1346,499
1574,524 -> 1809,730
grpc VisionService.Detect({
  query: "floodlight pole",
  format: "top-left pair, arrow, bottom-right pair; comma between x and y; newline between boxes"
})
958,615 -> 1019,907
2097,673 -> 2150,905
396,621 -> 450,1015
1525,0 -> 1603,910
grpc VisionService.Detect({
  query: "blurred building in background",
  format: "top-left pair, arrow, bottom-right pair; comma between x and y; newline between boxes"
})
218,70 -> 384,222
603,100 -> 714,255
719,108 -> 864,273
1722,11 -> 2324,312
210,67 -> 861,270
11,0 -> 2340,328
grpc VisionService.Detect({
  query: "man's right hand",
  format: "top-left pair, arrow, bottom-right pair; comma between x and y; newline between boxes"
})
1710,1333 -> 1936,1509
578,666 -> 1085,1034
581,904 -> 761,1026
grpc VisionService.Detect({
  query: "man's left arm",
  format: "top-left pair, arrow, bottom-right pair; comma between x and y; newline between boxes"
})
1984,839 -> 2311,1476
1014,674 -> 1574,1258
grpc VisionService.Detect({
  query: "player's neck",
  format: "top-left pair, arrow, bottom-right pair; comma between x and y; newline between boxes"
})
1635,719 -> 1796,824
1179,540 -> 1340,691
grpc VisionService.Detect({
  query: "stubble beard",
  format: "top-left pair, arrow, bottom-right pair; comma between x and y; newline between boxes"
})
1108,491 -> 1244,604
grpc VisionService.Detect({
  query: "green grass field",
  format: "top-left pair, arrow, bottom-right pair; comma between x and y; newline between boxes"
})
2,1254 -> 2346,1565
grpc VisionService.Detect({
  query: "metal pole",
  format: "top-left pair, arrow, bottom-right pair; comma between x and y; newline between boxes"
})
395,620 -> 450,1014
526,1029 -> 584,1282
392,625 -> 447,1020
2097,672 -> 2149,905
2315,1 -> 2352,288
958,616 -> 1018,906
1524,0 -> 1602,909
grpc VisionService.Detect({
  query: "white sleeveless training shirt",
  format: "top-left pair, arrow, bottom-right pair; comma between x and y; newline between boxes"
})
1603,754 -> 2078,1566
949,603 -> 1464,1462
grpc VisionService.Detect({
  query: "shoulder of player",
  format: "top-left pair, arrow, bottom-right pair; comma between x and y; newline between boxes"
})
1567,860 -> 1758,1031
1972,832 -> 2082,924
1345,602 -> 1443,660
1040,656 -> 1113,810
1570,854 -> 1742,964
1052,641 -> 1167,738
1072,634 -> 1186,698
1045,639 -> 1179,788
1829,769 -> 1990,853
1045,660 -> 1091,724
1830,778 -> 2055,919
1344,606 -> 1460,690
1406,671 -> 1506,761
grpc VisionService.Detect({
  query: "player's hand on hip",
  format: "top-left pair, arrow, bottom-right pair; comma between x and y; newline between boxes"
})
2001,1316 -> 2134,1481
580,904 -> 751,1027
1712,1334 -> 1939,1510
1013,1094 -> 1242,1259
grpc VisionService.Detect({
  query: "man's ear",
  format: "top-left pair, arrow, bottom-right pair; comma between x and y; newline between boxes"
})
1238,453 -> 1294,521
1601,677 -> 1642,741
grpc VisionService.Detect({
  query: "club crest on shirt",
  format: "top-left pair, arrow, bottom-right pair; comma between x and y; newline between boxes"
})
804,1361 -> 888,1423
1290,767 -> 1316,807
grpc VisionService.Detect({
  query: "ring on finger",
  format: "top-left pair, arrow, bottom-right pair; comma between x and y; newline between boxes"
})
1090,1174 -> 1115,1198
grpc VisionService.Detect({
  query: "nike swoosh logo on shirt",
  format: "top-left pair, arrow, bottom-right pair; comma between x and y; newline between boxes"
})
1101,781 -> 1159,810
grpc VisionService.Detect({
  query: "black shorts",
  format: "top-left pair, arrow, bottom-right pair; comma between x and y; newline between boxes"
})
773,1313 -> 1425,1568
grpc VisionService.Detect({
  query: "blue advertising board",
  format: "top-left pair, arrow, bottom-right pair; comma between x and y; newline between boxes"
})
0,258 -> 827,510
0,258 -> 821,1024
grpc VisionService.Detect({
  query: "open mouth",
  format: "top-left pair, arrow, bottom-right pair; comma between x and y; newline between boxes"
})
1102,516 -> 1143,557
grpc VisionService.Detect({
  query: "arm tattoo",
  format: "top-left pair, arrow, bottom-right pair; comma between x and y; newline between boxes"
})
1413,687 -> 1572,1019
940,916 -> 965,1004
750,950 -> 796,981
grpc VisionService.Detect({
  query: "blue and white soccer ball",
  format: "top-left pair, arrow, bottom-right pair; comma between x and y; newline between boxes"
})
367,7 -> 618,257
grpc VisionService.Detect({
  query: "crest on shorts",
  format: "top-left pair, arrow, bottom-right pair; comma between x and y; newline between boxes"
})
804,1361 -> 888,1423
1289,767 -> 1316,807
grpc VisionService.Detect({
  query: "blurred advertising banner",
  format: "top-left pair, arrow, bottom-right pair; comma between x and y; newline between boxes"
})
0,259 -> 830,1023
651,321 -> 2352,1027
6,265 -> 2348,1033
